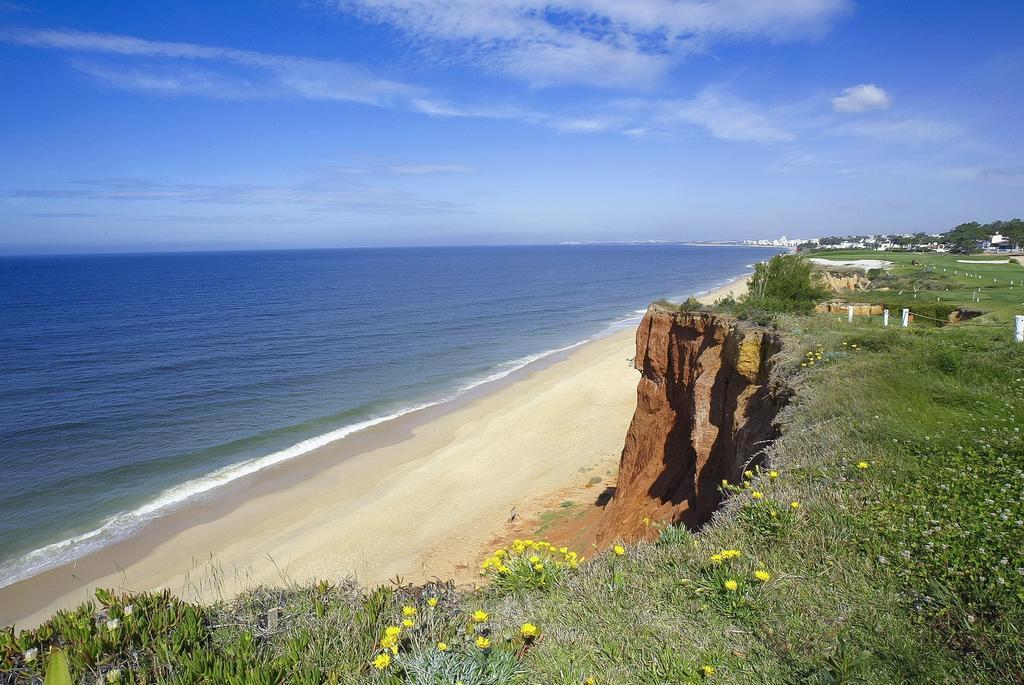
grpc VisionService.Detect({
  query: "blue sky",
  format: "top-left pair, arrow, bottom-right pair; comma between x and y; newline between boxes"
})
0,1 -> 1021,253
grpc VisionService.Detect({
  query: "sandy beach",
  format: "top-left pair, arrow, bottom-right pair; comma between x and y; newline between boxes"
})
0,275 -> 749,629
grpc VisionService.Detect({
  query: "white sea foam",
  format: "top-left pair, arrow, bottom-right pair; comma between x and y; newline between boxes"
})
0,329 -> 609,588
0,403 -> 443,588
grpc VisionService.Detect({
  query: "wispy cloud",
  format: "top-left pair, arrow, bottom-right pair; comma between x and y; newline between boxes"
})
386,164 -> 475,175
630,86 -> 794,143
831,83 -> 892,113
0,26 -> 631,133
337,0 -> 852,88
1,25 -> 832,149
0,27 -> 420,104
832,117 -> 962,145
5,165 -> 476,216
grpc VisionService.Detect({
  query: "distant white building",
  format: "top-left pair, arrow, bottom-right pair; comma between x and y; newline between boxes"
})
742,235 -> 808,248
991,233 -> 1006,245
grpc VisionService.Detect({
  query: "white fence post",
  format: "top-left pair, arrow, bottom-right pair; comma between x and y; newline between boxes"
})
883,309 -> 890,327
901,308 -> 910,328
1016,315 -> 1024,343
847,305 -> 854,323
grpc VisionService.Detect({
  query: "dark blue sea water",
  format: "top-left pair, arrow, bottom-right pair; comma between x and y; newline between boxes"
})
0,245 -> 777,586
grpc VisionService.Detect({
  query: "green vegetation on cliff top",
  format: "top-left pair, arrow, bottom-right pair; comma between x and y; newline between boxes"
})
3,255 -> 1023,684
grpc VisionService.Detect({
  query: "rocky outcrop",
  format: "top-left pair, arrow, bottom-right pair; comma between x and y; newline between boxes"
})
816,271 -> 871,292
815,301 -> 885,316
948,307 -> 983,323
596,306 -> 787,545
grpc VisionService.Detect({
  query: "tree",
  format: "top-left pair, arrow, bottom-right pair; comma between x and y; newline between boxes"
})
744,254 -> 829,313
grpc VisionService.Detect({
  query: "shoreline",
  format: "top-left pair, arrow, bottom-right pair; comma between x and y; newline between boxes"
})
0,273 -> 750,629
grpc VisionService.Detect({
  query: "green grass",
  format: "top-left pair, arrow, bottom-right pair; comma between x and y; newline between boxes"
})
808,249 -> 1024,324
4,299 -> 1024,684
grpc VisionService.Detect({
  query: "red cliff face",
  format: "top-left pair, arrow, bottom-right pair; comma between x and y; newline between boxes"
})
597,306 -> 787,545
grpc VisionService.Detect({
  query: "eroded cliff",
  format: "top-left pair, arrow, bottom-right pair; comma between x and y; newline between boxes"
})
597,306 -> 787,544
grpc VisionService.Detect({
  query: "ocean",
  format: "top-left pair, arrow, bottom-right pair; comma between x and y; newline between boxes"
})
0,244 -> 777,587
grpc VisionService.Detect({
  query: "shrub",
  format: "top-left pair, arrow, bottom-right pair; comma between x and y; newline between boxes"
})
479,539 -> 581,593
678,296 -> 705,312
746,255 -> 829,309
718,255 -> 829,321
655,523 -> 695,547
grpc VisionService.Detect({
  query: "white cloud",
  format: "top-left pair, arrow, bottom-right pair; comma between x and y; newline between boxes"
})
1,26 -> 812,147
386,164 -> 475,174
831,83 -> 892,113
0,27 -> 419,105
4,165 -> 477,215
338,0 -> 852,88
656,86 -> 794,143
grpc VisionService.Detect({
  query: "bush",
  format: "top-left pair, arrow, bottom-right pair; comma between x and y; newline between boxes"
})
747,255 -> 829,306
479,539 -> 581,593
718,255 -> 829,321
678,296 -> 705,312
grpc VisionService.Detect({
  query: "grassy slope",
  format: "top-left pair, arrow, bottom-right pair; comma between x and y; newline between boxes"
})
808,249 -> 1024,323
4,256 -> 1024,685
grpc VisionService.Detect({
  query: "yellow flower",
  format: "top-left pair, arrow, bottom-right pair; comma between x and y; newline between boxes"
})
437,642 -> 449,652
642,516 -> 651,526
743,470 -> 753,479
373,652 -> 391,670
520,622 -> 539,638
402,619 -> 415,628
754,570 -> 771,582
533,562 -> 544,571
790,501 -> 800,509
702,665 -> 715,676
857,461 -> 870,469
380,628 -> 400,649
724,579 -> 738,591
613,545 -> 625,556
709,553 -> 724,564
529,555 -> 541,564
585,678 -> 596,685
751,491 -> 764,500
720,549 -> 741,559
427,597 -> 438,607
402,605 -> 417,616
769,470 -> 779,479
473,610 -> 489,622
475,636 -> 491,650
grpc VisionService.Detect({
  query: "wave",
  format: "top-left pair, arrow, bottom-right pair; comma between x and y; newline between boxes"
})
0,272 -> 751,588
0,312 -> 632,588
0,402 -> 445,588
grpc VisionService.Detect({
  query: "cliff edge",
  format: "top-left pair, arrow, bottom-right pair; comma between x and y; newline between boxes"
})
597,305 -> 787,544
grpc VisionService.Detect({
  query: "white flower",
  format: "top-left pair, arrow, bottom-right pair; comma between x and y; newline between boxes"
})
23,648 -> 38,663
106,618 -> 120,631
122,604 -> 133,616
106,669 -> 122,683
